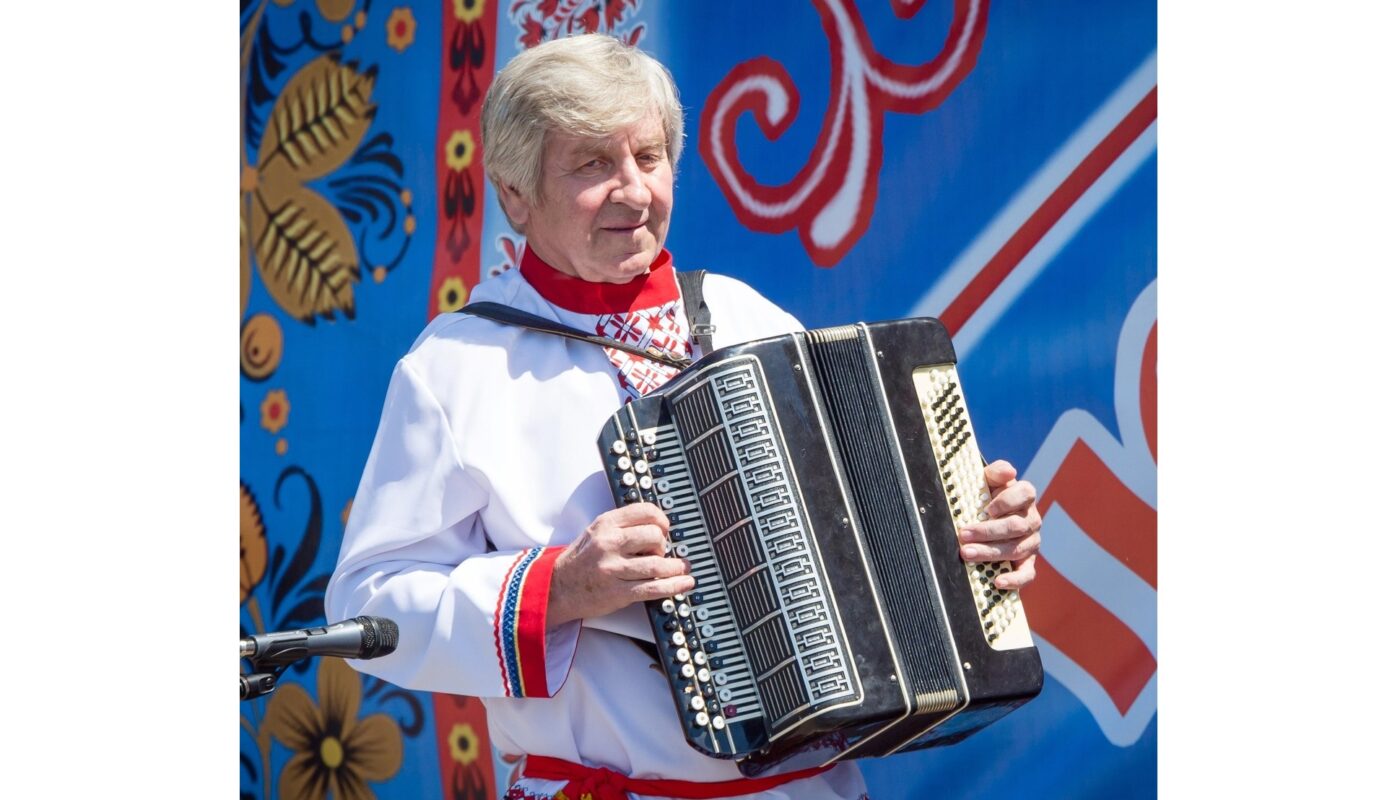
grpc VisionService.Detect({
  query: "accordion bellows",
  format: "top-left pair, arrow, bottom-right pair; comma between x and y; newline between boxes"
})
596,318 -> 1043,776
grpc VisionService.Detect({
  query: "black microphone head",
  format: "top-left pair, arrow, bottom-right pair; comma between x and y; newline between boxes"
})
355,616 -> 399,659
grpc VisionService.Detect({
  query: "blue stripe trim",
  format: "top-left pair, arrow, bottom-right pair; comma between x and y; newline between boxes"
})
500,547 -> 544,697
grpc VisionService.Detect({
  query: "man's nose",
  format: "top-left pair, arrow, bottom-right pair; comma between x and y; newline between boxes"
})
610,158 -> 651,210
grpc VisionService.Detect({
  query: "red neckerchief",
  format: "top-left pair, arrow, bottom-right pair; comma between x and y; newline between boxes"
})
519,245 -> 678,314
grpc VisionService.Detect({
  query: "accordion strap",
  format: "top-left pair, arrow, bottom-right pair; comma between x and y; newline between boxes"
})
458,301 -> 694,369
677,269 -> 714,357
459,269 -> 714,368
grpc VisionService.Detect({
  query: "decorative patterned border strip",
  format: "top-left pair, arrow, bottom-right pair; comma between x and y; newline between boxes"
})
429,0 -> 500,318
493,545 -> 564,697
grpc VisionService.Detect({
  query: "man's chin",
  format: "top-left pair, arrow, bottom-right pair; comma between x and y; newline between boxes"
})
598,250 -> 658,283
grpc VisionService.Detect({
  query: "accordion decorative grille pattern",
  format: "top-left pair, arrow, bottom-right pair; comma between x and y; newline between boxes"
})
670,360 -> 858,725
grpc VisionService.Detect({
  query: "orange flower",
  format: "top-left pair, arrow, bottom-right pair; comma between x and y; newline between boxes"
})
260,389 -> 290,434
448,722 -> 480,766
438,277 -> 468,313
264,658 -> 404,799
445,130 -> 476,172
387,7 -> 416,52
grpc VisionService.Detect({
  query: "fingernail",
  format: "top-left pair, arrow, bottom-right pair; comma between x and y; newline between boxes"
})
959,529 -> 973,541
961,545 -> 978,559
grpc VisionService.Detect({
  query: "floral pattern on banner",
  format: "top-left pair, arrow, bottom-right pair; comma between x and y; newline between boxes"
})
507,0 -> 645,49
427,0 -> 498,321
240,1 -> 446,798
263,658 -> 405,798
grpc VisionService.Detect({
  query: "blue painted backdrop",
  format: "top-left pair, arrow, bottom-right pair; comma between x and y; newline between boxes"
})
241,1 -> 1156,797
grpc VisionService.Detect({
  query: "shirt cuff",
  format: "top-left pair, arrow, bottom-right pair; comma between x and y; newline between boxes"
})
494,546 -> 574,698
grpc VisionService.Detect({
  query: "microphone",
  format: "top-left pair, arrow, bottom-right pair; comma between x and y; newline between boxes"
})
240,616 -> 399,667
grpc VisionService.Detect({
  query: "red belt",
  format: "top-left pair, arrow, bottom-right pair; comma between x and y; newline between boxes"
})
521,754 -> 834,800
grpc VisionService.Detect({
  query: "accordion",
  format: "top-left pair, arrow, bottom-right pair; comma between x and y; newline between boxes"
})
595,318 -> 1042,776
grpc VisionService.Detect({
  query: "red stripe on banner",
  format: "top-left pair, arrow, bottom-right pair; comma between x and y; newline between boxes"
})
942,87 -> 1158,335
1022,559 -> 1156,714
432,691 -> 496,799
428,0 -> 500,321
1142,323 -> 1158,463
1040,440 -> 1157,588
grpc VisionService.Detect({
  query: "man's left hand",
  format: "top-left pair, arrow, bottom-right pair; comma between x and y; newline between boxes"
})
957,459 -> 1041,590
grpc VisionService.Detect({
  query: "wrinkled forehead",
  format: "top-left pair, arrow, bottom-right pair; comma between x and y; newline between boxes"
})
544,113 -> 668,161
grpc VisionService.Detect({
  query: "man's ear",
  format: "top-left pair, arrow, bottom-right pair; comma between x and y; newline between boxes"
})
498,181 -> 531,229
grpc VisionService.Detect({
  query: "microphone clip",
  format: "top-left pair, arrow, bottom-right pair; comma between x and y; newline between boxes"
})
240,671 -> 280,701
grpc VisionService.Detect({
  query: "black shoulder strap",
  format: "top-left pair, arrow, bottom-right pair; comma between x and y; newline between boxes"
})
458,302 -> 694,370
677,269 -> 714,357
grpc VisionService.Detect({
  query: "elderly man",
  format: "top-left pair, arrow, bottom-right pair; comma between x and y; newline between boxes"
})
327,33 -> 1041,800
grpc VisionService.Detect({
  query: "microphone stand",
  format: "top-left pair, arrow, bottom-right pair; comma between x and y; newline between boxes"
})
240,655 -> 293,702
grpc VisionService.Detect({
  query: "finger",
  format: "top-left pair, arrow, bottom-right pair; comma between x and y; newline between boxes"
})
614,523 -> 668,557
960,513 -> 1036,543
600,502 -> 671,530
629,574 -> 697,602
960,532 -> 1040,564
610,555 -> 691,581
985,480 -> 1037,519
994,554 -> 1037,590
983,459 -> 1017,490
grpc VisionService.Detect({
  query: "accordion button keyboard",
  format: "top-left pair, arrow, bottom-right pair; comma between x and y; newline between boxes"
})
617,424 -> 769,742
914,365 -> 1034,651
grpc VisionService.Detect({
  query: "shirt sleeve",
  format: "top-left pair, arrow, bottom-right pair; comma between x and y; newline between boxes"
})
325,358 -> 580,698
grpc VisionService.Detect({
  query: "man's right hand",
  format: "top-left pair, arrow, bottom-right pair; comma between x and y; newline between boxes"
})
546,503 -> 694,628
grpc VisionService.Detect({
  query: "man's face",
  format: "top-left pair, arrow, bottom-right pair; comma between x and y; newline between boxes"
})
502,115 -> 673,284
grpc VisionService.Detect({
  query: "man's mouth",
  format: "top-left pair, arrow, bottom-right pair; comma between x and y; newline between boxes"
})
602,222 -> 646,233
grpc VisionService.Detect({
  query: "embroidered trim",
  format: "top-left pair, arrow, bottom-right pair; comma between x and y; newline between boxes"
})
595,300 -> 693,398
494,546 -> 565,697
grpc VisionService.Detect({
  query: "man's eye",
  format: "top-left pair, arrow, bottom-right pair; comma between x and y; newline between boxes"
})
579,159 -> 605,171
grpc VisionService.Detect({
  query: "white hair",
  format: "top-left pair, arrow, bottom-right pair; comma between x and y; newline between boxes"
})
482,33 -> 685,226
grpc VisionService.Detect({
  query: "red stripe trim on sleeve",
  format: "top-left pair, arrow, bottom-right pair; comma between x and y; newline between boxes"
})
514,545 -> 566,697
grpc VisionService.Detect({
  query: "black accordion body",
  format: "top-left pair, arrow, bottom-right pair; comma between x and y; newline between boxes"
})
595,318 -> 1043,776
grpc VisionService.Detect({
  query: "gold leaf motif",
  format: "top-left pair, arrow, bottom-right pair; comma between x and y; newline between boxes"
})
241,482 -> 268,605
252,181 -> 360,322
257,55 -> 377,182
